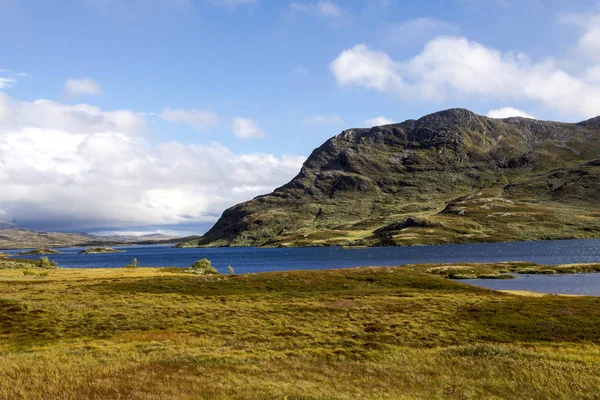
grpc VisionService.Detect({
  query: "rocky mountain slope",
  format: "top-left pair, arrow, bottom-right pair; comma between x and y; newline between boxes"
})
180,108 -> 600,248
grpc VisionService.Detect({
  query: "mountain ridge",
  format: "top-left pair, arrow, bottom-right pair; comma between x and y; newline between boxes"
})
0,228 -> 194,250
180,108 -> 600,248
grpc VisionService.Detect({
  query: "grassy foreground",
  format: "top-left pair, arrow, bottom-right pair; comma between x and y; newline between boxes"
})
2,266 -> 600,399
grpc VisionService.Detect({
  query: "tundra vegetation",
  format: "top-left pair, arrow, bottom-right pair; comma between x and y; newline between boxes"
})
1,259 -> 600,399
17,249 -> 61,255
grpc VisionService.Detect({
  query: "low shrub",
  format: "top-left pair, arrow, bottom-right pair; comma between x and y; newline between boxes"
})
38,257 -> 58,269
189,258 -> 219,275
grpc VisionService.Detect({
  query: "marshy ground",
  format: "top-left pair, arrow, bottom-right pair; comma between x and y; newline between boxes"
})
1,265 -> 600,399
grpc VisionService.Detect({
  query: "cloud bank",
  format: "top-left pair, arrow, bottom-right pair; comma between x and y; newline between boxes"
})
0,92 -> 304,231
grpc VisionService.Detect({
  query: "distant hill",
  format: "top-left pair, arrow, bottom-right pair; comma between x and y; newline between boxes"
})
179,108 -> 600,248
0,220 -> 16,230
0,229 -> 193,250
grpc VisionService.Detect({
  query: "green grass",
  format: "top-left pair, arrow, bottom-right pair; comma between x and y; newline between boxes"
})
2,265 -> 600,399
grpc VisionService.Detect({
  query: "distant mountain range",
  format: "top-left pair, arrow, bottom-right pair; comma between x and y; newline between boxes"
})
179,108 -> 600,248
0,228 -> 197,250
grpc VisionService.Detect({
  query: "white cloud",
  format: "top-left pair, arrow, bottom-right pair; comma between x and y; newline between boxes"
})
0,69 -> 21,89
330,37 -> 600,119
0,77 -> 16,89
212,0 -> 256,9
364,116 -> 396,127
64,78 -> 101,98
232,117 -> 266,139
290,1 -> 344,19
330,44 -> 403,92
0,91 -> 304,230
562,12 -> 600,61
487,107 -> 535,119
0,93 -> 144,134
304,114 -> 344,126
586,65 -> 600,83
160,108 -> 220,130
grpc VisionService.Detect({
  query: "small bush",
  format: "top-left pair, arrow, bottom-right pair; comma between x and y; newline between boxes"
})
227,265 -> 235,274
38,257 -> 58,269
124,258 -> 139,268
189,258 -> 219,275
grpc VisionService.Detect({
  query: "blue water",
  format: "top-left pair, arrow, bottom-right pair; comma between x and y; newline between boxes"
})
461,273 -> 600,296
5,238 -> 600,274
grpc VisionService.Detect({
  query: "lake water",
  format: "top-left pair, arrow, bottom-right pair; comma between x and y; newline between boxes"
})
461,273 -> 600,296
6,238 -> 600,295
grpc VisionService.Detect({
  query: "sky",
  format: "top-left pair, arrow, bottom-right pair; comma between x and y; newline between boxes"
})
0,0 -> 599,236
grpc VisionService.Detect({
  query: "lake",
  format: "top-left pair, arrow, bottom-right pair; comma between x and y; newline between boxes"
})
461,273 -> 600,296
6,238 -> 600,295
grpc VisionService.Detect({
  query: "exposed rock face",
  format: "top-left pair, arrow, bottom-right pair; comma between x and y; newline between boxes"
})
183,109 -> 600,248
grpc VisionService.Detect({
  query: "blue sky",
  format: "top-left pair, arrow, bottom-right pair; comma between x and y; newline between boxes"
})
0,0 -> 599,235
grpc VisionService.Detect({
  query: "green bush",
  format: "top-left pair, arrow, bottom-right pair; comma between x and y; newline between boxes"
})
38,257 -> 58,269
189,258 -> 219,275
227,265 -> 235,274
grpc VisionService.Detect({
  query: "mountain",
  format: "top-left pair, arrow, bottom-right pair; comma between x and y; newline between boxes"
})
0,229 -> 189,250
180,108 -> 600,248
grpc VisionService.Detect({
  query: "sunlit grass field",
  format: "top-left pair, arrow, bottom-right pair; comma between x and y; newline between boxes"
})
2,266 -> 600,399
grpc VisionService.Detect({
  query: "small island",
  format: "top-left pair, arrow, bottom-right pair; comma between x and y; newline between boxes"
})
18,248 -> 61,255
79,247 -> 124,255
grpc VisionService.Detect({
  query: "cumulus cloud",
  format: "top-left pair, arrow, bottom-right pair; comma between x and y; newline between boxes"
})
487,107 -> 535,119
0,92 -> 304,231
64,78 -> 101,98
330,37 -> 600,119
364,116 -> 396,127
0,93 -> 144,134
290,1 -> 344,19
159,108 -> 220,130
304,114 -> 344,126
232,117 -> 266,139
330,44 -> 403,92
